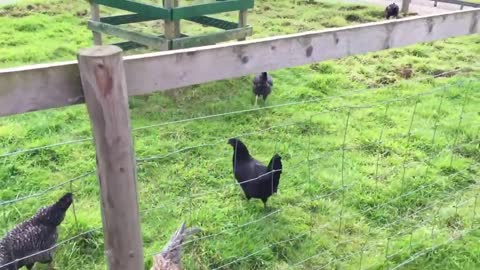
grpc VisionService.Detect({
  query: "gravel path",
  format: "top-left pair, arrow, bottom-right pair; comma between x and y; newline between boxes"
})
343,0 -> 474,15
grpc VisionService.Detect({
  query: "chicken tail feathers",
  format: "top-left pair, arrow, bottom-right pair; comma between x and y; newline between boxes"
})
152,222 -> 201,270
267,154 -> 282,193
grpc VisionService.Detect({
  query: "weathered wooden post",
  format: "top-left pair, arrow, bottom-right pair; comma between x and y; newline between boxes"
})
238,8 -> 248,41
77,45 -> 144,270
89,1 -> 103,45
164,0 -> 181,41
401,0 -> 411,14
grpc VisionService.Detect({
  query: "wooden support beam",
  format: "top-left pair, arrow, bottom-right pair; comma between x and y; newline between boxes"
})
238,9 -> 248,41
90,2 -> 103,45
113,40 -> 147,51
171,26 -> 252,49
171,0 -> 254,20
88,20 -> 169,50
77,45 -> 143,270
186,16 -> 239,30
164,0 -> 181,41
430,0 -> 480,7
100,13 -> 161,25
401,0 -> 411,14
0,9 -> 478,117
94,0 -> 170,20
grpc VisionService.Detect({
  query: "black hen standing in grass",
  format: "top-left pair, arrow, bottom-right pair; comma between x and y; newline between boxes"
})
252,72 -> 273,106
0,193 -> 73,270
385,3 -> 399,19
228,138 -> 283,208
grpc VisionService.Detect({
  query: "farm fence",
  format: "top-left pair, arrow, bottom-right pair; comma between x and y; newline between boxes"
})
0,8 -> 479,270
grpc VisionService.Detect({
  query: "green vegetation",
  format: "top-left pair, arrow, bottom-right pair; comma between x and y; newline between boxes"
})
0,0 -> 479,269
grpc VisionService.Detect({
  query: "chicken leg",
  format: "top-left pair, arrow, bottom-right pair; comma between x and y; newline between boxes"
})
254,95 -> 259,107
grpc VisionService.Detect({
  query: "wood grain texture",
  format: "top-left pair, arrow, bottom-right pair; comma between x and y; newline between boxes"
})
78,45 -> 144,270
0,9 -> 478,117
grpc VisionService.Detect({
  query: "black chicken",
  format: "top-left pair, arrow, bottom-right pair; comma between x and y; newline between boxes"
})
228,138 -> 283,208
0,193 -> 73,270
252,72 -> 273,106
385,3 -> 399,19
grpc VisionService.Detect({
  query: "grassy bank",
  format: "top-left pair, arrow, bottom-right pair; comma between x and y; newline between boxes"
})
0,0 -> 479,269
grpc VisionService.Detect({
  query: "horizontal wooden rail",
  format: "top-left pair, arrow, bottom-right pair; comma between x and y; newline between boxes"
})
432,0 -> 480,7
171,27 -> 252,49
100,13 -> 161,25
0,9 -> 478,117
171,0 -> 254,20
186,16 -> 240,30
94,0 -> 170,20
88,21 -> 169,50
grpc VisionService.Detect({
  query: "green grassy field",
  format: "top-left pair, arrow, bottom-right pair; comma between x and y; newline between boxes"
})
1,0 -> 480,269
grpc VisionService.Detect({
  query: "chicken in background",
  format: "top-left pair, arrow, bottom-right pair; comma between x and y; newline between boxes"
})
252,72 -> 273,107
228,138 -> 283,209
151,222 -> 201,270
385,3 -> 400,19
0,193 -> 73,270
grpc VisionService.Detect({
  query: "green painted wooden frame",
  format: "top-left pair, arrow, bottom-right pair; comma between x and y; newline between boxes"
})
94,0 -> 170,20
91,0 -> 254,50
171,0 -> 254,20
88,20 -> 169,50
171,26 -> 252,49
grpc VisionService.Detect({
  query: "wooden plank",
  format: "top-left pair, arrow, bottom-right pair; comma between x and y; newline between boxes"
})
430,0 -> 480,7
90,2 -> 103,45
100,13 -> 161,25
88,20 -> 169,50
171,26 -> 252,49
186,16 -> 239,30
124,9 -> 480,95
0,9 -> 478,117
113,40 -> 147,50
171,0 -> 254,20
94,0 -> 171,20
78,45 -> 144,270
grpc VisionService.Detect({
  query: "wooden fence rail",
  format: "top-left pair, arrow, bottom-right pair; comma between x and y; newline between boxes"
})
433,0 -> 480,8
0,7 -> 479,270
0,9 -> 478,117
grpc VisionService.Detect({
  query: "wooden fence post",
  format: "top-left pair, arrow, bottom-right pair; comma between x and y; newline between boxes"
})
77,45 -> 144,270
401,0 -> 411,14
238,9 -> 248,41
90,2 -> 103,45
165,0 -> 181,42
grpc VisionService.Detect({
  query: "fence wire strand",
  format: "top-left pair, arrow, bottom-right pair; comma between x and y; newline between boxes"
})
0,73 -> 478,270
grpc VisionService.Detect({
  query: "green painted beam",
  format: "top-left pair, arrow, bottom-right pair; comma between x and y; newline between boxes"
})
100,13 -> 162,25
186,16 -> 239,30
113,41 -> 147,50
113,33 -> 189,51
171,26 -> 252,49
171,0 -> 254,20
94,0 -> 170,20
88,20 -> 169,50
